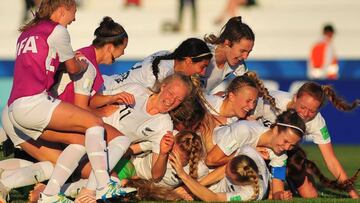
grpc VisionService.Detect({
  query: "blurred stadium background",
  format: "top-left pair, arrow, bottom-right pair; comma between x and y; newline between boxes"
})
0,0 -> 359,143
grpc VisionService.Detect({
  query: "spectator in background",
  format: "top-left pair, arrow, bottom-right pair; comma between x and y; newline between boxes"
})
124,0 -> 141,8
308,24 -> 339,80
214,0 -> 257,25
161,0 -> 197,33
177,0 -> 197,32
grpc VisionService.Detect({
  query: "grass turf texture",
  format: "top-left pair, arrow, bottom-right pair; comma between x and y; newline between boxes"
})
1,144 -> 359,203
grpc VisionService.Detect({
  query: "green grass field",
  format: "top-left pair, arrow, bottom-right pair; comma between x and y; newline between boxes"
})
1,144 -> 359,203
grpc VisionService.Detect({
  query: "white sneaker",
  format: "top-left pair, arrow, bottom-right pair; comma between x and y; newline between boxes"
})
38,193 -> 74,203
96,180 -> 137,201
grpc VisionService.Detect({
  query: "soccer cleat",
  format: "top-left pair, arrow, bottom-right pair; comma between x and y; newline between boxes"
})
38,193 -> 74,203
96,180 -> 137,201
74,188 -> 96,203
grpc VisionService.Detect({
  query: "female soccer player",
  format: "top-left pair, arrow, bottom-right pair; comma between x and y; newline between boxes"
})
202,16 -> 255,93
170,145 -> 270,201
101,37 -> 212,94
252,81 -> 360,198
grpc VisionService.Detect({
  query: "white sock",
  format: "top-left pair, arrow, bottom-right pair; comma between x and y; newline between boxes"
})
61,179 -> 88,198
43,144 -> 86,196
86,136 -> 130,190
1,161 -> 53,189
85,126 -> 109,189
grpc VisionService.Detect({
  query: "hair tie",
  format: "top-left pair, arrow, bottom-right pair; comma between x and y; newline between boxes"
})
100,32 -> 127,40
277,122 -> 304,134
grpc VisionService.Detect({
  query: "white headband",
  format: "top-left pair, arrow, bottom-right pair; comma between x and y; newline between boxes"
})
190,52 -> 212,59
277,123 -> 304,134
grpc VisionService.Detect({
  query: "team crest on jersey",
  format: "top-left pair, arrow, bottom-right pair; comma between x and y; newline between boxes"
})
141,127 -> 154,136
114,72 -> 130,83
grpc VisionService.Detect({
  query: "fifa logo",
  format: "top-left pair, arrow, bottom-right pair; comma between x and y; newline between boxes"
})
16,36 -> 38,56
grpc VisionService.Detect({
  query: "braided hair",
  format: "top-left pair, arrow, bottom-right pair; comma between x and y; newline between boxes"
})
175,131 -> 204,179
229,155 -> 260,201
287,146 -> 360,192
296,82 -> 360,111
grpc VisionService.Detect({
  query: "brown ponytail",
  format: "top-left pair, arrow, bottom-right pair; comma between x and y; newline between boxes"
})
296,82 -> 360,112
19,0 -> 76,32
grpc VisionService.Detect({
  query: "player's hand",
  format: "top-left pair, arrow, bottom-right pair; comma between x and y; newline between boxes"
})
273,190 -> 292,200
169,150 -> 185,177
159,131 -> 174,155
99,104 -> 119,117
75,51 -> 88,73
113,91 -> 135,106
256,147 -> 270,160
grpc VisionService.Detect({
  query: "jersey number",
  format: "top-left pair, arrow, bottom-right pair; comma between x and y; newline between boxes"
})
119,105 -> 132,121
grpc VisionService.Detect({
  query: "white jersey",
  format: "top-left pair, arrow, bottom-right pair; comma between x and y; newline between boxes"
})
73,59 -> 97,96
253,90 -> 331,144
102,83 -> 173,154
132,153 -> 209,188
214,120 -> 266,156
208,146 -> 270,201
205,94 -> 239,125
214,120 -> 287,169
202,44 -> 247,93
102,51 -> 174,94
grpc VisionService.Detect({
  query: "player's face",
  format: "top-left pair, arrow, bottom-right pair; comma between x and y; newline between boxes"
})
62,5 -> 76,26
187,59 -> 210,76
225,39 -> 254,66
293,93 -> 321,122
157,79 -> 188,113
107,38 -> 128,64
228,86 -> 258,119
272,127 -> 300,155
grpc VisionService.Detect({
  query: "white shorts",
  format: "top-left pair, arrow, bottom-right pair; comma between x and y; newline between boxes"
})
1,105 -> 31,146
8,92 -> 61,141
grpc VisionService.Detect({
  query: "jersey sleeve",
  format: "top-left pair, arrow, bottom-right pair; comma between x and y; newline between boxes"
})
305,113 -> 331,144
267,149 -> 287,181
73,59 -> 96,96
138,141 -> 153,152
49,25 -> 75,62
216,123 -> 251,156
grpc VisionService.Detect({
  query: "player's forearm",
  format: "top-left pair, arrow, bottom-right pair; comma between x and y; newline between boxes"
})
324,157 -> 348,181
178,170 -> 224,202
151,153 -> 168,182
